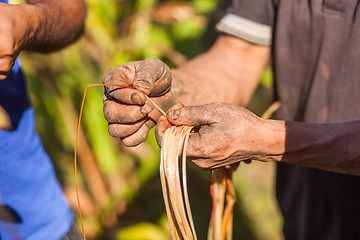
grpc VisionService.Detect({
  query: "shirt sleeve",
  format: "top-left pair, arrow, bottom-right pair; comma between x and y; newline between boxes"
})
216,0 -> 274,46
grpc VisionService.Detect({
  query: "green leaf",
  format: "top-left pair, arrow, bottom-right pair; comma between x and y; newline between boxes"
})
192,0 -> 218,13
260,67 -> 273,87
116,222 -> 169,240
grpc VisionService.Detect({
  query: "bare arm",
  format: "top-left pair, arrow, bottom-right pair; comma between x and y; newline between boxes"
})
0,0 -> 86,79
23,0 -> 87,52
171,34 -> 270,106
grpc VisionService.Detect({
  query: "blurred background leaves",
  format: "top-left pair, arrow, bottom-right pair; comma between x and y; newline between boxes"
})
13,0 -> 282,239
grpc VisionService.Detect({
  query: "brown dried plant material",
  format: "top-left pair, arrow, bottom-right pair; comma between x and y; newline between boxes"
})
208,165 -> 238,240
160,125 -> 197,240
161,126 -> 238,240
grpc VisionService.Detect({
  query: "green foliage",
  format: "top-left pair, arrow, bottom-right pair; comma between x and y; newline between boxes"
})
116,222 -> 169,240
19,0 -> 282,239
192,0 -> 218,13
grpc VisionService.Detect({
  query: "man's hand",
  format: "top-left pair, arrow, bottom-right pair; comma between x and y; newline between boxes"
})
0,3 -> 30,80
156,102 -> 284,170
102,58 -> 174,147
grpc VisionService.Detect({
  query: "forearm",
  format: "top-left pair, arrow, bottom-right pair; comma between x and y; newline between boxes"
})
261,119 -> 360,175
171,35 -> 270,106
23,0 -> 86,52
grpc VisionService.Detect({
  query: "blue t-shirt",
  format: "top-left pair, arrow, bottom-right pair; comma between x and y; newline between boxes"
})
0,1 -> 74,239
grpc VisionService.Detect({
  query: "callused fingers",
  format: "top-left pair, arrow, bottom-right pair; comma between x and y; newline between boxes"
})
102,63 -> 147,105
133,58 -> 172,96
104,87 -> 147,106
167,103 -> 222,126
102,58 -> 171,104
119,119 -> 156,147
103,100 -> 153,123
108,120 -> 145,139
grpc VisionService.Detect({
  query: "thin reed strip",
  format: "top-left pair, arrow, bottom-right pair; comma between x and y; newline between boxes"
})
181,126 -> 197,238
208,169 -> 226,240
221,168 -> 237,240
75,83 -> 166,240
160,125 -> 197,240
261,101 -> 281,119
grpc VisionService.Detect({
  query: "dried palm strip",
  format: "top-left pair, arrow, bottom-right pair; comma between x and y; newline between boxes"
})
207,164 -> 238,240
208,169 -> 227,240
160,125 -> 197,240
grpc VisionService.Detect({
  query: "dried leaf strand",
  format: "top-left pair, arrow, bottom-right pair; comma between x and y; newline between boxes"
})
160,125 -> 197,240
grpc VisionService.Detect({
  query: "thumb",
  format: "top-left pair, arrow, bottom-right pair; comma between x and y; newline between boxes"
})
133,58 -> 171,96
167,104 -> 218,126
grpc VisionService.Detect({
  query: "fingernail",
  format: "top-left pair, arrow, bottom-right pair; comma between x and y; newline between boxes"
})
168,109 -> 180,120
140,104 -> 152,116
131,93 -> 143,105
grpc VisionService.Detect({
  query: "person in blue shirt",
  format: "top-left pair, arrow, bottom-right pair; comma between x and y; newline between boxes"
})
0,0 -> 86,239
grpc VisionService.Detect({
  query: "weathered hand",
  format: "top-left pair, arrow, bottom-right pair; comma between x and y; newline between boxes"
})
102,58 -> 173,146
156,102 -> 277,170
0,3 -> 31,80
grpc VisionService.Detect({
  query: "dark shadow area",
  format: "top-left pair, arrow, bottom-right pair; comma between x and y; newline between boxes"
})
0,205 -> 22,223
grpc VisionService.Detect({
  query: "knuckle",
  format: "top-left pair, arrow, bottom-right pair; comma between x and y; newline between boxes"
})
102,63 -> 135,85
144,58 -> 170,77
102,70 -> 113,84
102,67 -> 119,84
144,57 -> 162,65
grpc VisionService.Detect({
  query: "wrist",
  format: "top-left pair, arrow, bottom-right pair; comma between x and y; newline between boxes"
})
170,68 -> 192,106
170,69 -> 181,104
257,119 -> 286,161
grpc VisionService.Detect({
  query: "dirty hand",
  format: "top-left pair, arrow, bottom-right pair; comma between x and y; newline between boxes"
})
0,3 -> 32,80
102,58 -> 173,146
156,102 -> 277,170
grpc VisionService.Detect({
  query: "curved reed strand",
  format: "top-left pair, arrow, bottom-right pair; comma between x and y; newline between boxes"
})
160,125 -> 197,240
